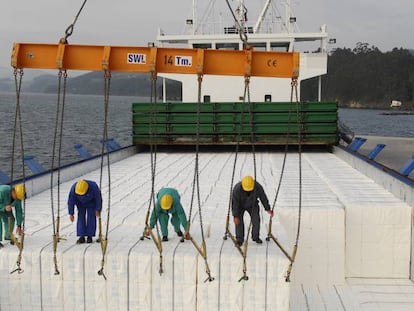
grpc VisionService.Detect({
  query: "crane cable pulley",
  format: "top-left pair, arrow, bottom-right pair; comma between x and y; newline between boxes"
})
139,71 -> 165,275
9,68 -> 26,274
185,73 -> 214,283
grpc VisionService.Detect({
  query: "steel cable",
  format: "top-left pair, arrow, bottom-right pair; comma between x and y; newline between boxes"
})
10,68 -> 26,274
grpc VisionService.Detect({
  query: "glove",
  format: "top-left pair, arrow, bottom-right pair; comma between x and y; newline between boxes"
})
144,227 -> 151,237
16,226 -> 23,236
267,210 -> 274,218
233,216 -> 240,225
69,215 -> 75,222
184,231 -> 191,240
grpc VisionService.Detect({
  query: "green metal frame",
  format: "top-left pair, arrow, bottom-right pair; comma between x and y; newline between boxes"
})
132,101 -> 338,145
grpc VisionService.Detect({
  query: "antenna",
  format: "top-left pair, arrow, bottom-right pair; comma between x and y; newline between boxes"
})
192,0 -> 197,35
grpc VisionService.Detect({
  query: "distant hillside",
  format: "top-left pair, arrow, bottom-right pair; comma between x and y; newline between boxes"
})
0,70 -> 182,99
0,66 -> 53,81
0,66 -> 59,92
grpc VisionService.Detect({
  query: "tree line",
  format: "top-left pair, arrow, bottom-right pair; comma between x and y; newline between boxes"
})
301,43 -> 414,109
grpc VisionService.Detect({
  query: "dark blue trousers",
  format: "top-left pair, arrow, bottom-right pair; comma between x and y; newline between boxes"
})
76,206 -> 96,237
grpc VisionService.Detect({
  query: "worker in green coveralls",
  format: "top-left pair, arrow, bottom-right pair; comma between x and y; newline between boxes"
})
0,184 -> 25,248
145,188 -> 188,242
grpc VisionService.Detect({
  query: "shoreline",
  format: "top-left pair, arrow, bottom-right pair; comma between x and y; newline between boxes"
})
338,103 -> 414,111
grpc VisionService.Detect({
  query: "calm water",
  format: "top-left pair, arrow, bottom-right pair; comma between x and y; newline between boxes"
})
0,92 -> 148,178
338,108 -> 414,137
1,92 -> 413,179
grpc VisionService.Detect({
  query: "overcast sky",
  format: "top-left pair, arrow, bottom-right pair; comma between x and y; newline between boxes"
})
1,0 -> 413,71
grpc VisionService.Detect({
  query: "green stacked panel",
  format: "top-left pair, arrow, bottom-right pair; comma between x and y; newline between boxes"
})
132,101 -> 338,145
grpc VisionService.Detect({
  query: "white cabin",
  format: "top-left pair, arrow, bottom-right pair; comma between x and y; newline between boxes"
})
156,0 -> 330,103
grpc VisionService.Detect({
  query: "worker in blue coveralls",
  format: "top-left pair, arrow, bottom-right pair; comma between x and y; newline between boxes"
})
0,184 -> 25,248
232,175 -> 273,246
145,188 -> 188,242
68,179 -> 102,244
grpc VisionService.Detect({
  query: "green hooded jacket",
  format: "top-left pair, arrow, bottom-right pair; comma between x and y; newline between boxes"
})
0,185 -> 23,226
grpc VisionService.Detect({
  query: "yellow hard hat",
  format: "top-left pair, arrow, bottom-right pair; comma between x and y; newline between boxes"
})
14,184 -> 25,200
75,179 -> 89,195
160,194 -> 173,210
241,175 -> 255,192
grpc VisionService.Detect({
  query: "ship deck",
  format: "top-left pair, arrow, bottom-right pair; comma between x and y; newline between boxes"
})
0,149 -> 413,310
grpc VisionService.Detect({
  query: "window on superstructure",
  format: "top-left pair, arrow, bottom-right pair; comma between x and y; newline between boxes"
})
193,43 -> 212,49
270,42 -> 290,52
216,43 -> 239,50
251,42 -> 266,51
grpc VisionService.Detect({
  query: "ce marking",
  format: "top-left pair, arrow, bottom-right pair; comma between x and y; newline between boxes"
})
267,59 -> 277,67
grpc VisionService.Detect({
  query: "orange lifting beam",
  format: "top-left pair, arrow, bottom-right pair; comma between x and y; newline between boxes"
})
11,43 -> 299,78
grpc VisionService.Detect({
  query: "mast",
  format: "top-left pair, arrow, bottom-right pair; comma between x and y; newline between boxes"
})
192,0 -> 197,35
286,0 -> 292,33
254,0 -> 272,33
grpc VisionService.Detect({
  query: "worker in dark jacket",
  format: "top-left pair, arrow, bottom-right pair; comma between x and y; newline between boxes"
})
68,179 -> 102,244
232,175 -> 273,246
0,184 -> 25,247
146,187 -> 188,241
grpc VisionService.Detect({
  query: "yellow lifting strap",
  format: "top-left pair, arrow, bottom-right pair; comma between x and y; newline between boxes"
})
97,217 -> 108,280
11,43 -> 299,77
8,217 -> 25,274
224,219 -> 252,282
184,223 -> 214,282
141,210 -> 164,275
